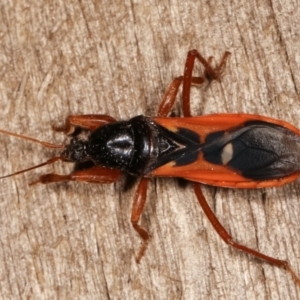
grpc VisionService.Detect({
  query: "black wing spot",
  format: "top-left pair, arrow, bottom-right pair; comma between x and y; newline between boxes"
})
174,150 -> 199,166
202,131 -> 226,165
205,130 -> 226,144
202,122 -> 300,180
176,127 -> 201,144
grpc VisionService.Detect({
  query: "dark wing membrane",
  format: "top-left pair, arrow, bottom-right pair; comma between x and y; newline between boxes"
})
202,121 -> 300,180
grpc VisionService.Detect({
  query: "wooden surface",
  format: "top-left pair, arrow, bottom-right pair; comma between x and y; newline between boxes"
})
1,0 -> 300,299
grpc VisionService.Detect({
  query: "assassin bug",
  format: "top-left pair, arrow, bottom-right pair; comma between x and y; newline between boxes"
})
1,49 -> 300,285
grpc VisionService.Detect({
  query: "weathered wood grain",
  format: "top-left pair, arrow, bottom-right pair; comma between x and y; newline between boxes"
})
1,0 -> 300,299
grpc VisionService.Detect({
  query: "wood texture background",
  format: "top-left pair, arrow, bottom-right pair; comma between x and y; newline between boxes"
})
1,0 -> 300,299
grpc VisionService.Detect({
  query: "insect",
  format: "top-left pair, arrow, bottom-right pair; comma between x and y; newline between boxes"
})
1,49 -> 300,286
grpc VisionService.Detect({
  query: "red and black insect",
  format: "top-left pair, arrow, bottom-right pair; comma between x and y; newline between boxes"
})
1,50 -> 300,285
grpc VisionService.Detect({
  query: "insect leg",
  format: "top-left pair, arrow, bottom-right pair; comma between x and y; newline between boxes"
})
29,166 -> 121,185
130,177 -> 150,263
53,114 -> 117,134
157,76 -> 205,117
182,50 -> 231,117
193,183 -> 300,286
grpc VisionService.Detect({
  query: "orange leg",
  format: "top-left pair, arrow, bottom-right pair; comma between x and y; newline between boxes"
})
193,183 -> 300,286
182,50 -> 231,117
53,114 -> 117,134
130,177 -> 150,263
157,50 -> 230,117
157,76 -> 205,117
29,165 -> 121,185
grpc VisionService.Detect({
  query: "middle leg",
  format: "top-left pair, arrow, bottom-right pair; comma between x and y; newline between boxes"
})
157,76 -> 205,117
157,50 -> 230,117
182,50 -> 231,117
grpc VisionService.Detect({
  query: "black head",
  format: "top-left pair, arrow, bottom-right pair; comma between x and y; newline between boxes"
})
61,138 -> 90,163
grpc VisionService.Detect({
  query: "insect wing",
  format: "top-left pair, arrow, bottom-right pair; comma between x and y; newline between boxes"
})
151,114 -> 300,188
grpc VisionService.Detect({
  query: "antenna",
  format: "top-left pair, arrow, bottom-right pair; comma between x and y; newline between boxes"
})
0,128 -> 65,179
0,128 -> 64,149
0,157 -> 63,180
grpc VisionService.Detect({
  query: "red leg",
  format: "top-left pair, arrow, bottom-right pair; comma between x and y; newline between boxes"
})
193,183 -> 300,286
130,177 -> 150,263
182,50 -> 231,117
53,114 -> 117,134
158,76 -> 205,117
29,165 -> 121,185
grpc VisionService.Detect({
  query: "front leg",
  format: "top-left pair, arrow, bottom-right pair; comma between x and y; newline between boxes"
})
53,114 -> 117,134
29,165 -> 121,185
